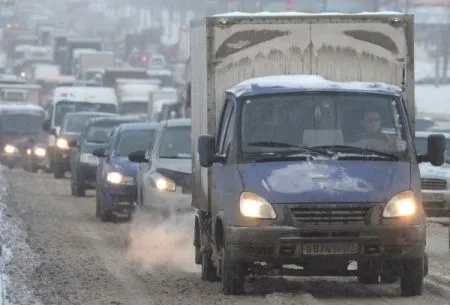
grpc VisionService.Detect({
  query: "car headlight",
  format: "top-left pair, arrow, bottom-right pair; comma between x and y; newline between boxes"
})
383,190 -> 417,218
34,147 -> 46,157
106,172 -> 134,184
150,172 -> 176,192
239,192 -> 276,219
56,138 -> 69,149
80,153 -> 99,165
4,144 -> 18,154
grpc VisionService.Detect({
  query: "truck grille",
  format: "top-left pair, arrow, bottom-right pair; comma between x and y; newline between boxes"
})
421,178 -> 447,190
289,204 -> 373,225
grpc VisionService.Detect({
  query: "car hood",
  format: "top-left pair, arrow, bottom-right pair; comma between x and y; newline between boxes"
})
156,158 -> 191,174
238,160 -> 411,204
110,156 -> 138,177
419,162 -> 450,179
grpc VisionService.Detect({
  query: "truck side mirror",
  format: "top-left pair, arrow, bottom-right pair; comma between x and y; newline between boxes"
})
92,147 -> 106,158
68,139 -> 78,147
50,128 -> 57,136
42,119 -> 50,132
426,134 -> 446,166
128,150 -> 148,163
198,135 -> 223,167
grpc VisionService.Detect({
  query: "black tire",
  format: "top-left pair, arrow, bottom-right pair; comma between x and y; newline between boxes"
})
424,253 -> 428,276
73,170 -> 85,197
100,202 -> 112,222
400,258 -> 424,296
201,252 -> 218,282
358,262 -> 379,284
95,190 -> 101,218
220,243 -> 245,295
53,164 -> 64,178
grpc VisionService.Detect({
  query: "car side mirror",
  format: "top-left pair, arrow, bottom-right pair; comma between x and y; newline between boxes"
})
68,139 -> 78,148
42,119 -> 50,132
425,134 -> 446,166
92,147 -> 106,158
128,150 -> 148,163
49,128 -> 57,136
198,135 -> 224,168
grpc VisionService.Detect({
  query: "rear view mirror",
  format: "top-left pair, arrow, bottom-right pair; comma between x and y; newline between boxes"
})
128,150 -> 148,163
198,135 -> 219,167
92,147 -> 106,158
42,119 -> 50,132
427,134 -> 446,166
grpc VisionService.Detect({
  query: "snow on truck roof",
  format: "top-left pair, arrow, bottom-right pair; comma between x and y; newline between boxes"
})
227,75 -> 401,97
213,11 -> 405,17
0,103 -> 44,112
53,87 -> 118,104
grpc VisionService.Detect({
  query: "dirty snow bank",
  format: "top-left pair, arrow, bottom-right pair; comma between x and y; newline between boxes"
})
0,171 -> 42,305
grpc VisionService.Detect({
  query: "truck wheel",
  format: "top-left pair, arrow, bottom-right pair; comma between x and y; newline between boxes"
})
400,258 -> 424,296
100,203 -> 112,222
358,262 -> 379,284
95,190 -> 101,218
424,253 -> 428,276
220,244 -> 245,295
201,252 -> 218,282
73,171 -> 86,197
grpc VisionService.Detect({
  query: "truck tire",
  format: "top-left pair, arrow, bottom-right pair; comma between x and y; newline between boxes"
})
424,253 -> 429,276
220,244 -> 245,295
53,164 -> 64,178
400,258 -> 424,296
358,262 -> 379,284
73,171 -> 86,197
201,252 -> 218,282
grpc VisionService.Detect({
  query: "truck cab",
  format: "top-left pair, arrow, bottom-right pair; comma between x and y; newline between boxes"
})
190,12 -> 446,297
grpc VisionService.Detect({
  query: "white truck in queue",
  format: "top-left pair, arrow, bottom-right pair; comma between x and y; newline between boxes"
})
42,86 -> 118,175
190,12 -> 445,296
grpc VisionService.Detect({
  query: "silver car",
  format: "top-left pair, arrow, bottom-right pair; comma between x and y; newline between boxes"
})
415,131 -> 450,216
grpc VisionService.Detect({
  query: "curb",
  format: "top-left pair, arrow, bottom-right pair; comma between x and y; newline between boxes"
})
424,273 -> 450,298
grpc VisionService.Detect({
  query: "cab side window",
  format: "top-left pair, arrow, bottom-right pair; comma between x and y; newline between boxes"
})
219,102 -> 235,156
216,97 -> 234,153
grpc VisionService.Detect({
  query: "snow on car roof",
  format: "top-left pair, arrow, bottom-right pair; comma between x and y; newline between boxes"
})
227,75 -> 401,97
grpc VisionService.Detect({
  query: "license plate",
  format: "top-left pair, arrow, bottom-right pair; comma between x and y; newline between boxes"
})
422,193 -> 445,202
302,242 -> 358,255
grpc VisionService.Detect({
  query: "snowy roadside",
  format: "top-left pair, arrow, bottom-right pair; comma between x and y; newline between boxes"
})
0,170 -> 42,305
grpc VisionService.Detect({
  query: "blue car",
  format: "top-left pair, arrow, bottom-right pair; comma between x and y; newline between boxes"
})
93,122 -> 159,221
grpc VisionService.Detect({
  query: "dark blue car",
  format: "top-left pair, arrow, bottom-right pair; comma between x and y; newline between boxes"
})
93,122 -> 159,221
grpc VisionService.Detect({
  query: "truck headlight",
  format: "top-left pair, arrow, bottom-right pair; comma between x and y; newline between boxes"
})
106,172 -> 134,184
56,138 -> 69,149
150,172 -> 176,192
34,147 -> 46,157
383,190 -> 417,218
4,144 -> 18,154
239,192 -> 276,219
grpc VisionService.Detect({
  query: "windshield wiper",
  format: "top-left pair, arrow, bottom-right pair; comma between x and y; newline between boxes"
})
159,155 -> 191,159
311,145 -> 399,160
247,141 -> 332,157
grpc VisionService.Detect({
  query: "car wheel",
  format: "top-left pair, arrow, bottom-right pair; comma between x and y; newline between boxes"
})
400,258 -> 424,296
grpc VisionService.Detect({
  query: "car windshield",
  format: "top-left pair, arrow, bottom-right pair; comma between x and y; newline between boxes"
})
158,126 -> 191,159
240,92 -> 409,160
0,112 -> 44,134
119,102 -> 148,115
54,101 -> 117,126
115,129 -> 154,157
415,136 -> 450,159
62,114 -> 103,133
84,124 -> 118,143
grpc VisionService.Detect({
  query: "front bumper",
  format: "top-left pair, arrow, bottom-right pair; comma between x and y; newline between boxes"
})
224,225 -> 425,266
102,184 -> 137,212
421,189 -> 450,216
0,153 -> 23,168
147,188 -> 192,213
79,163 -> 98,188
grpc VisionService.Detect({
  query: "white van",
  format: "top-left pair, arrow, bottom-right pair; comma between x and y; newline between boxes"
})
43,86 -> 118,173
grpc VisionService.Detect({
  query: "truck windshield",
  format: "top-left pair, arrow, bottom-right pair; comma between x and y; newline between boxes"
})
115,130 -> 154,157
119,102 -> 148,115
158,126 -> 191,159
0,113 -> 44,134
240,92 -> 409,160
54,101 -> 117,126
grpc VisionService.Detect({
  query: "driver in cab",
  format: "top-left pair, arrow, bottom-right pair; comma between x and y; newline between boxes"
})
356,110 -> 396,149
